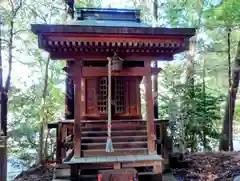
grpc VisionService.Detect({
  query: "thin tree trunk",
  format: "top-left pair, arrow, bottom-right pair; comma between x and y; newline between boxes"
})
0,1 -> 22,178
0,15 -> 7,181
220,40 -> 240,151
37,57 -> 50,164
38,123 -> 44,164
202,57 -> 207,151
228,28 -> 233,151
44,129 -> 50,160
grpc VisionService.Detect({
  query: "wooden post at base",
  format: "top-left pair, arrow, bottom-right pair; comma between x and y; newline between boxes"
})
113,163 -> 121,169
145,69 -> 156,155
70,164 -> 79,181
153,161 -> 162,174
56,122 -> 63,163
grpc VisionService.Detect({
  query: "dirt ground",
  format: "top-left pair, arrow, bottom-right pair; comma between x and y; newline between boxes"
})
13,165 -> 53,181
172,151 -> 240,181
12,152 -> 240,181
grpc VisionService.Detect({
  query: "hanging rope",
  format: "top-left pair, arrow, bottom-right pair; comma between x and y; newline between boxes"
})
105,53 -> 123,152
106,56 -> 114,152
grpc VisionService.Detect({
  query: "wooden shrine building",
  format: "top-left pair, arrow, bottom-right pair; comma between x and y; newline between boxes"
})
32,8 -> 195,181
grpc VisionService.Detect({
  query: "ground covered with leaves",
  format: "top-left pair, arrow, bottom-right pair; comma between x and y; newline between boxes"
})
12,152 -> 240,181
13,165 -> 53,181
173,151 -> 240,181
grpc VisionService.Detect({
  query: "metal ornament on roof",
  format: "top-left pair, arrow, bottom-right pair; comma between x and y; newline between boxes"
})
108,52 -> 123,72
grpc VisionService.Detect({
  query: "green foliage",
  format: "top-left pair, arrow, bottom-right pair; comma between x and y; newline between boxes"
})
1,0 -> 66,168
158,63 -> 224,151
8,80 -> 64,166
203,0 -> 240,28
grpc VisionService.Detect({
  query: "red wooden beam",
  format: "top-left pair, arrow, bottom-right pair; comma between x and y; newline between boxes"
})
81,67 -> 160,77
46,34 -> 185,44
65,66 -> 161,77
49,52 -> 174,61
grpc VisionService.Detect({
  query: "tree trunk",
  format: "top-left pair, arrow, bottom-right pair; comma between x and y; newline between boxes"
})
44,129 -> 50,160
220,40 -> 240,151
38,123 -> 44,164
37,57 -> 50,164
0,2 -> 22,180
0,14 -> 15,181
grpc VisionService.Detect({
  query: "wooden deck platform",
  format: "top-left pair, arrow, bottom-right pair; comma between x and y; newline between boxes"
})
65,154 -> 163,164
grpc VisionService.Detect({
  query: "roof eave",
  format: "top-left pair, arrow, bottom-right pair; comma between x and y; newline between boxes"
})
31,24 -> 196,37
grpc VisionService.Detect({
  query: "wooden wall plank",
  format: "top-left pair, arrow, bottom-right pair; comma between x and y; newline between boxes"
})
136,77 -> 142,117
85,78 -> 99,116
129,78 -> 137,116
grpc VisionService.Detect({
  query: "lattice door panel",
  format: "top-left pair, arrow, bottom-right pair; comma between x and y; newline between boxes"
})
114,78 -> 125,113
98,77 -> 108,113
98,77 -> 125,114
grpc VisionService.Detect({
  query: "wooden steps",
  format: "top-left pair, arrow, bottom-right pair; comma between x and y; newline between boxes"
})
82,135 -> 147,143
82,141 -> 147,150
82,123 -> 146,131
82,130 -> 147,137
81,120 -> 148,156
82,148 -> 148,157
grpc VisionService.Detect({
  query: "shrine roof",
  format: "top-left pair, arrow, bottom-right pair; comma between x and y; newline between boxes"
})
31,8 -> 195,61
31,8 -> 195,36
66,19 -> 150,28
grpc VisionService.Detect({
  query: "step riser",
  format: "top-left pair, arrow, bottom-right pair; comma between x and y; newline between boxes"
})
83,122 -> 146,128
82,149 -> 147,157
82,126 -> 146,132
82,143 -> 147,150
82,131 -> 147,137
82,137 -> 147,143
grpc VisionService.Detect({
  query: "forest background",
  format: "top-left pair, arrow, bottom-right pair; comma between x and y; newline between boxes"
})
0,0 -> 239,180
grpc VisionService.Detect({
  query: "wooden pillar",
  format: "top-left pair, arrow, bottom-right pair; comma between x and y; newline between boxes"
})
62,125 -> 67,158
153,61 -> 161,155
65,61 -> 75,120
73,61 -> 82,157
153,61 -> 159,120
145,73 -> 156,155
